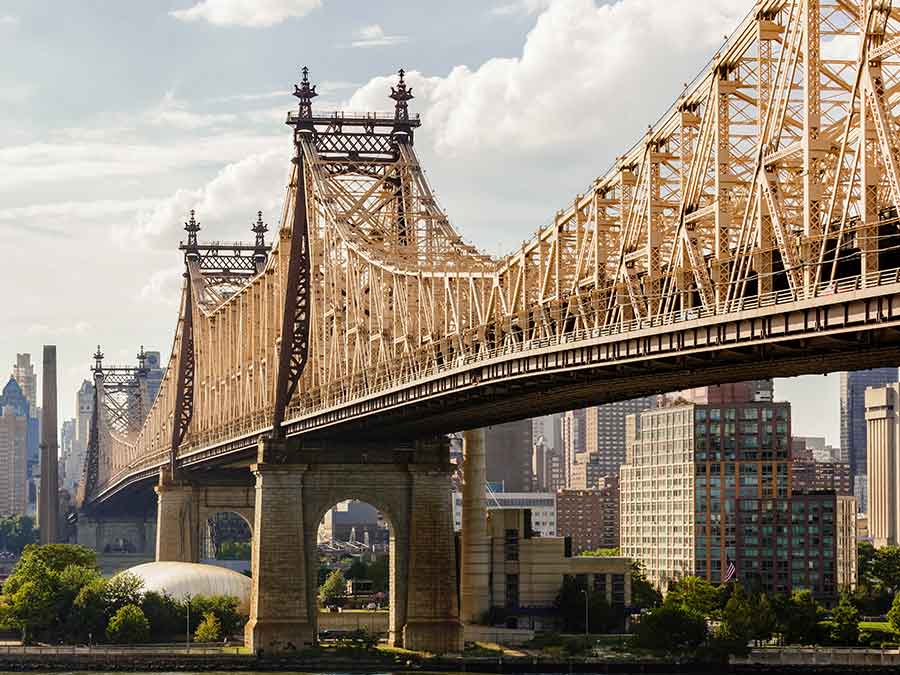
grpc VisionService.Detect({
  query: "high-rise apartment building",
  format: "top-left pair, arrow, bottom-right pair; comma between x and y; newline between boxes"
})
561,409 -> 586,485
143,350 -> 165,406
584,397 -> 655,477
63,380 -> 94,493
59,419 -> 76,491
557,476 -> 619,553
484,420 -> 534,492
842,368 -> 897,509
0,379 -> 30,516
532,440 -> 565,492
621,398 -> 853,598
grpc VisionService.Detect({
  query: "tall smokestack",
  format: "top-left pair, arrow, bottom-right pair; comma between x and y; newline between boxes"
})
39,345 -> 59,545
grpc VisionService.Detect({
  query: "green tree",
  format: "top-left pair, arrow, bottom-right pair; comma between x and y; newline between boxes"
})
631,561 -> 661,610
67,579 -> 108,642
104,572 -> 144,613
750,593 -> 777,644
632,604 -> 707,652
106,604 -> 150,644
858,541 -> 877,588
873,547 -> 900,594
830,594 -> 860,646
346,559 -> 368,580
369,556 -> 389,594
3,577 -> 58,642
887,592 -> 900,635
194,611 -> 221,642
141,591 -> 182,638
11,544 -> 96,576
320,569 -> 345,605
554,575 -> 616,633
190,595 -> 242,635
664,576 -> 721,618
722,584 -> 753,642
779,590 -> 823,645
0,516 -> 38,555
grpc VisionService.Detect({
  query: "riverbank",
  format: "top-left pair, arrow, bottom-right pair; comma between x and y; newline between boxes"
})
0,649 -> 899,673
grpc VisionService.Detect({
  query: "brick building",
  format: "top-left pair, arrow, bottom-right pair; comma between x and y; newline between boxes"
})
557,477 -> 619,553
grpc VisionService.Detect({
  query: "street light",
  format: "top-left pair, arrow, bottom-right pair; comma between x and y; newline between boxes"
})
184,592 -> 192,652
581,589 -> 589,637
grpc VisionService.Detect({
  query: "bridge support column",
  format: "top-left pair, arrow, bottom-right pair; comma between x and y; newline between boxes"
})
460,429 -> 490,624
245,440 -> 313,652
403,466 -> 463,652
155,470 -> 200,563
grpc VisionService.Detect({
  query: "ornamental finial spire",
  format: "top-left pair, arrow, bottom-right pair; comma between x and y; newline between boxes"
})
92,345 -> 104,373
293,65 -> 318,119
137,345 -> 146,371
252,210 -> 269,255
390,68 -> 413,122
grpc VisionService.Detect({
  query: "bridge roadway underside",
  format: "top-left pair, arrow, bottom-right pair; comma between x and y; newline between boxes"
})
95,282 -> 900,506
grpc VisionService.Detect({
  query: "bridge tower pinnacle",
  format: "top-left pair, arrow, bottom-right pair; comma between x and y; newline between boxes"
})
292,66 -> 317,136
92,345 -> 104,377
390,68 -> 415,142
183,210 -> 200,259
252,211 -> 269,263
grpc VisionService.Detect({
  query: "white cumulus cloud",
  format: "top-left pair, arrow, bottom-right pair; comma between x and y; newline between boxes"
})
348,0 -> 747,158
128,148 -> 290,248
170,0 -> 321,27
350,24 -> 408,48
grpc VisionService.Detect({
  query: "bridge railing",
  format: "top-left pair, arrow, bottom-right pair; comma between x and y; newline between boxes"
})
96,266 -> 900,496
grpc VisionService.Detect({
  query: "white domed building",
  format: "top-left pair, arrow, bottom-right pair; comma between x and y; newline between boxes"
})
119,562 -> 251,614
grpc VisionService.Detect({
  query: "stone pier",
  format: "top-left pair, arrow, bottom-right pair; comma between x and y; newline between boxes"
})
244,436 -> 462,654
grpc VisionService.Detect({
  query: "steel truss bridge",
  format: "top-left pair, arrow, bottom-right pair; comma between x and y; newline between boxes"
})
82,1 -> 900,506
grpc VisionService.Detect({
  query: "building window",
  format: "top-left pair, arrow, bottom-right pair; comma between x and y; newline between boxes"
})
612,574 -> 625,605
504,528 -> 519,561
505,574 -> 519,608
593,574 -> 607,597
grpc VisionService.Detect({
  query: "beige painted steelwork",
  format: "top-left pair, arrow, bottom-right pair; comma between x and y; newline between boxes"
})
85,0 -> 900,503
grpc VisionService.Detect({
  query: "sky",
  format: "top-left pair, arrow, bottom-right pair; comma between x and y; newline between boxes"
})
0,0 -> 843,444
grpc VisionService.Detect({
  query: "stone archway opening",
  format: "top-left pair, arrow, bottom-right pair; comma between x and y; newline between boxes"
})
314,499 -> 394,643
200,511 -> 252,568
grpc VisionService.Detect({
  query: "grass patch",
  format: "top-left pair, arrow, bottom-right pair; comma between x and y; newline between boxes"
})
860,621 -> 893,632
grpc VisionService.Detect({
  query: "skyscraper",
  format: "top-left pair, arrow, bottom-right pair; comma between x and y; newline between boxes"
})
484,420 -> 533,492
841,368 -> 897,510
0,379 -> 29,516
11,354 -> 36,413
584,397 -> 655,477
64,380 -> 94,492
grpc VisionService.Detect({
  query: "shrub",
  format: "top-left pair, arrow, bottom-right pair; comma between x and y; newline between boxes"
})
194,612 -> 221,642
106,604 -> 150,644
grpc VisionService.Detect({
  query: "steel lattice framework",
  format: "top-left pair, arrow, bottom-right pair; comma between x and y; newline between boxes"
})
81,1 -> 900,504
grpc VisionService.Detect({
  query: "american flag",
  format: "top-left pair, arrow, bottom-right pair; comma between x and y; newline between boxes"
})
722,559 -> 737,583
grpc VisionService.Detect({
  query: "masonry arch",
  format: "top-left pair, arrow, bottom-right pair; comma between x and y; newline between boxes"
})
200,510 -> 253,562
301,465 -> 412,645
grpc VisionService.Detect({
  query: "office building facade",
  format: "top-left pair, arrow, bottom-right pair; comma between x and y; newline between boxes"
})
842,368 -> 897,510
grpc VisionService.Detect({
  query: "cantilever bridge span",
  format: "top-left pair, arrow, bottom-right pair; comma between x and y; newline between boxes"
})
76,0 -> 900,653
